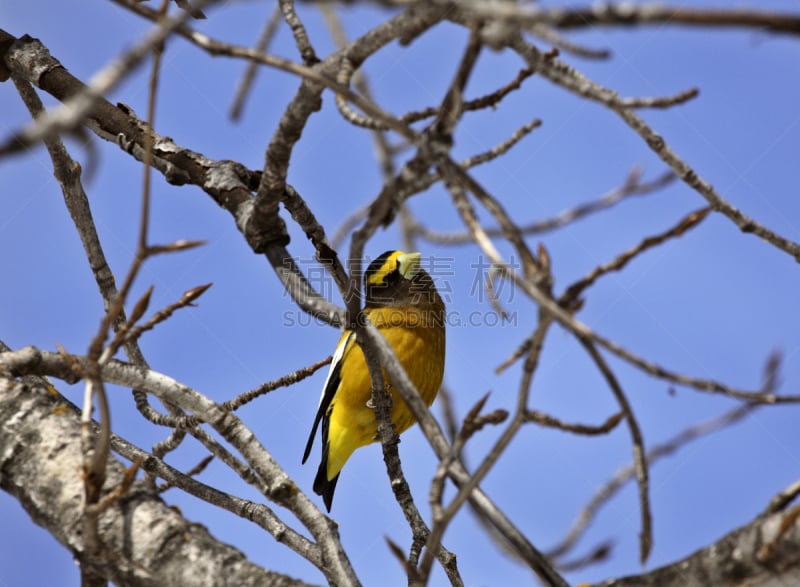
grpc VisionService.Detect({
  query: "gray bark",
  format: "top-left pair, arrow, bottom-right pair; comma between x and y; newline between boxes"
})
0,376 -> 316,587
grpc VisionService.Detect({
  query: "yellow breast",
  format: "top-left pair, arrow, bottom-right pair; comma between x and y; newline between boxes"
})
325,306 -> 445,476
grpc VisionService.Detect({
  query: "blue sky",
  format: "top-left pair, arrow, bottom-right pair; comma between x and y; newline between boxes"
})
2,1 -> 800,586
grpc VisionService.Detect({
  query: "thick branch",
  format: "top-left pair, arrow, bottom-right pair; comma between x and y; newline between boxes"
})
1,347 -> 359,586
0,376 -> 315,587
535,5 -> 800,35
592,506 -> 800,587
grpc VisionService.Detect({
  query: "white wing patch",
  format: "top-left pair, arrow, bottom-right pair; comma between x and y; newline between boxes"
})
317,330 -> 353,408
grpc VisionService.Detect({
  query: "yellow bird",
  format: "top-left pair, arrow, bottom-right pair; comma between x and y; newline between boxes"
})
303,250 -> 446,511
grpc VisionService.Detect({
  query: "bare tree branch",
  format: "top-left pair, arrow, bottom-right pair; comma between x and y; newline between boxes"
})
4,4 -> 800,586
591,503 -> 800,587
0,375 -> 317,587
0,346 -> 360,586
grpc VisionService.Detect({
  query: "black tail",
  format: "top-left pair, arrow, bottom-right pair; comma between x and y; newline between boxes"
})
313,452 -> 340,512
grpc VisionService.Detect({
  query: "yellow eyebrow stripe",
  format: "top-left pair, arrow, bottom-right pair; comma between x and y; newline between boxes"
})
365,250 -> 403,286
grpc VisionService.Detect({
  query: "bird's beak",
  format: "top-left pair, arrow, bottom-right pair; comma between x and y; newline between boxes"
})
397,252 -> 422,279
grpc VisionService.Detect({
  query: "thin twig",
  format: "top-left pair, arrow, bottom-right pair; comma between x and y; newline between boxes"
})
458,118 -> 542,169
580,339 -> 652,564
621,87 -> 699,109
229,5 -> 283,120
440,159 -> 541,281
221,357 -> 331,412
419,394 -> 507,585
548,352 -> 781,561
413,168 -> 675,245
523,410 -> 624,436
401,66 -> 536,125
507,35 -> 800,262
561,206 -> 712,306
528,24 -> 610,59
463,237 -> 797,404
766,481 -> 800,515
278,0 -> 318,65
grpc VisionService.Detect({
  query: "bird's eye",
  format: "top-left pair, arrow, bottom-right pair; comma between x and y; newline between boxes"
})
384,269 -> 401,285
